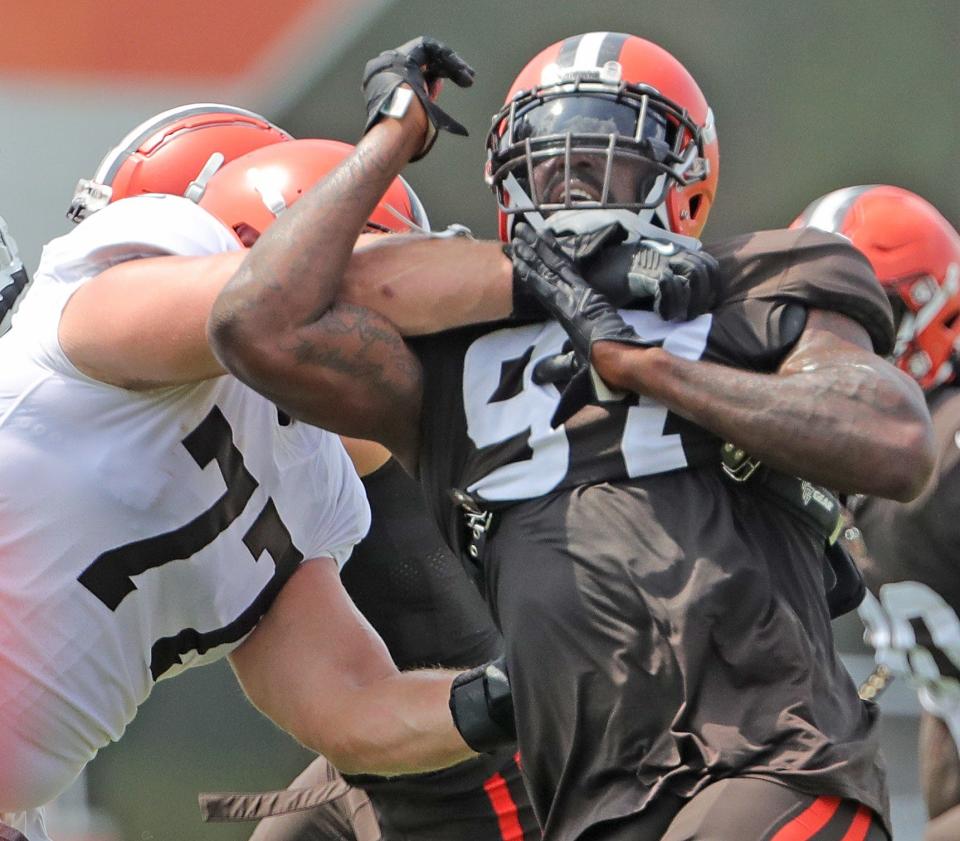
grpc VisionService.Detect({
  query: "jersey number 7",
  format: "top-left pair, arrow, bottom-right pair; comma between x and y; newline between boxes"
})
78,406 -> 303,680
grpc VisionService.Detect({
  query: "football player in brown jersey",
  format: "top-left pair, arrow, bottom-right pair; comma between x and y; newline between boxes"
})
794,185 -> 960,841
208,33 -> 934,841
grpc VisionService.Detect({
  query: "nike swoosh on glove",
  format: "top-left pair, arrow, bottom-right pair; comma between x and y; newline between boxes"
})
362,36 -> 475,160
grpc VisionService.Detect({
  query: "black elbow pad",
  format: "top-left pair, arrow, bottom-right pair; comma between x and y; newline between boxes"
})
449,655 -> 516,753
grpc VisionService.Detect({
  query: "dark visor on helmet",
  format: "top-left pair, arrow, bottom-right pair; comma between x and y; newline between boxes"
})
507,94 -> 668,151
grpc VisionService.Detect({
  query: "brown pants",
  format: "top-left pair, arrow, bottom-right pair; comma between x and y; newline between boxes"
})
578,778 -> 889,841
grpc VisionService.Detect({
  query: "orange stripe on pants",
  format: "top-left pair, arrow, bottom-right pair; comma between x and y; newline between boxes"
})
770,796 -> 842,841
839,805 -> 874,841
484,771 -> 525,841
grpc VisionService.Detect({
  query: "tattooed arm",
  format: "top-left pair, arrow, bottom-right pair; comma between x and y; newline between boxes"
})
209,100 -> 431,471
592,309 -> 933,499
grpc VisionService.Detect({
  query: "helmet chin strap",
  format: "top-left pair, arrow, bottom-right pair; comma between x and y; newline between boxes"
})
503,173 -> 547,238
502,171 -> 702,253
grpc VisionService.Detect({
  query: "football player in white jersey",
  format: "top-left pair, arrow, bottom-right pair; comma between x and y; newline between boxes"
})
0,45 -> 515,841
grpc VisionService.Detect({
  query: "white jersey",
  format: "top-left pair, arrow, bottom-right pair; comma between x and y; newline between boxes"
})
0,196 -> 370,816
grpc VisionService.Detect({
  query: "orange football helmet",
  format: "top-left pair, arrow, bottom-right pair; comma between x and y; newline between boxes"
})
486,32 -> 718,241
67,103 -> 292,222
197,138 -> 430,246
793,185 -> 960,389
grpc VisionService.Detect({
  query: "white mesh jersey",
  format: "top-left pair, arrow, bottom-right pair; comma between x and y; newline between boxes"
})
0,195 -> 370,814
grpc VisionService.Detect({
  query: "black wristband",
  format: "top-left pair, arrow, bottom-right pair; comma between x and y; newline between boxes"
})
449,657 -> 516,753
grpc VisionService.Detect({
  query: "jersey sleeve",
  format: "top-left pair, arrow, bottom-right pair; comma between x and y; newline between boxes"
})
303,434 -> 372,568
40,194 -> 241,276
15,195 -> 241,380
856,388 -> 960,597
705,227 -> 895,357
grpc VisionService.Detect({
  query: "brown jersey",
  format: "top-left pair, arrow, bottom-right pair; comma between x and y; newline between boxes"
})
407,227 -> 894,838
411,227 -> 893,557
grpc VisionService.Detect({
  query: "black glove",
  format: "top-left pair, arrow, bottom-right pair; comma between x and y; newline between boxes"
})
510,222 -> 648,362
627,244 -> 719,321
449,655 -> 516,753
510,222 -> 629,319
569,230 -> 719,321
361,36 -> 475,161
512,222 -> 657,426
517,220 -> 719,321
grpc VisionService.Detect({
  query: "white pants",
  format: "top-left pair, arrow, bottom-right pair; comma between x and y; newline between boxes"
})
1,808 -> 49,841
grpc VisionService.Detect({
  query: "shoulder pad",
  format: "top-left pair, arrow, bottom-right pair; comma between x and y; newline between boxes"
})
705,228 -> 895,355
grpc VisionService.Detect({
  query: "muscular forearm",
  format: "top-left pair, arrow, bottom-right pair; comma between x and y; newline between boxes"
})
593,336 -> 933,500
232,559 -> 475,776
307,669 -> 477,776
341,235 -> 514,334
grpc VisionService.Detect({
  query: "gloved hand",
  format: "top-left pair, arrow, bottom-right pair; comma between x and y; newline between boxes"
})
362,36 -> 475,161
511,222 -> 629,318
512,222 -> 658,425
510,222 -> 650,362
627,244 -> 719,321
566,225 -> 719,321
449,655 -> 516,753
512,220 -> 719,322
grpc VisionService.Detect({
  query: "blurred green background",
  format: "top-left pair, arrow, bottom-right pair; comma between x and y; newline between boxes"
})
278,0 -> 959,241
9,0 -> 956,839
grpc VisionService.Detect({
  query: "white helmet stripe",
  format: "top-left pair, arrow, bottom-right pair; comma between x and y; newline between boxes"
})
92,103 -> 284,185
803,185 -> 876,234
572,32 -> 607,71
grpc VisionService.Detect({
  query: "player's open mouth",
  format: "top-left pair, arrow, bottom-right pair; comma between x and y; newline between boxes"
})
546,179 -> 602,204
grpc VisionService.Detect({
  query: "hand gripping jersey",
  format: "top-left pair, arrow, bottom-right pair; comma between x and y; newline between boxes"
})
0,195 -> 369,814
412,227 -> 893,549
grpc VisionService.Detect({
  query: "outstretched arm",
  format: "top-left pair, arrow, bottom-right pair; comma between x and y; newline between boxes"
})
342,233 -> 513,335
230,557 -> 475,775
209,39 -> 512,468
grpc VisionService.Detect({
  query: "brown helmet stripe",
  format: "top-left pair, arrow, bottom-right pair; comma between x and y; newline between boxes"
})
596,32 -> 629,65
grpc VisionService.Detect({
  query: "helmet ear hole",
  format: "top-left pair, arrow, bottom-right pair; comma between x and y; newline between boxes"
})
233,223 -> 261,247
688,195 -> 703,220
